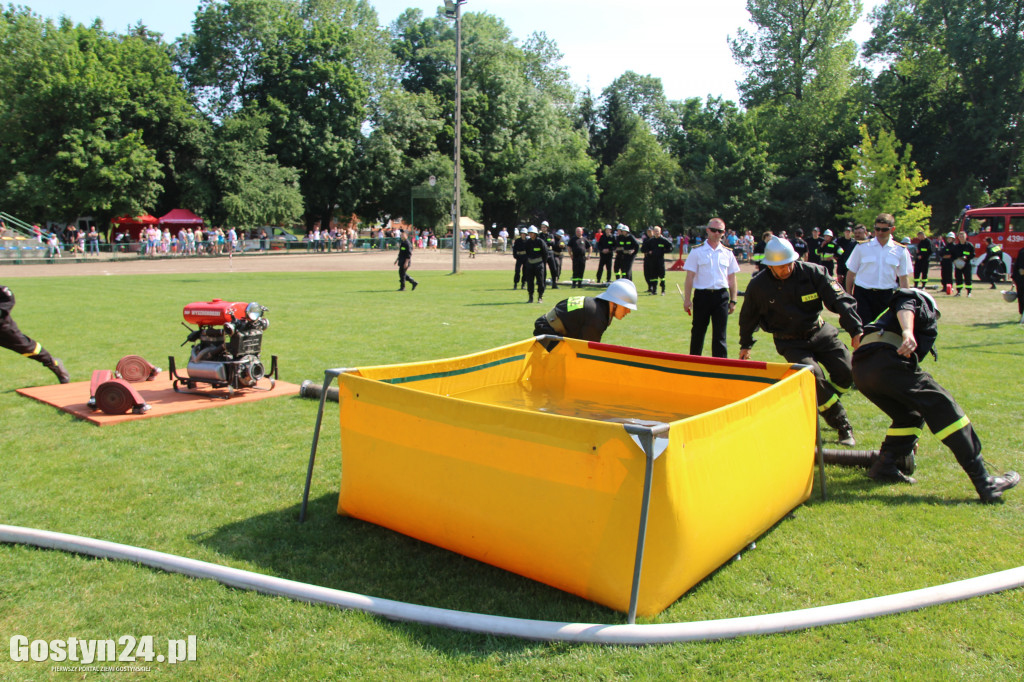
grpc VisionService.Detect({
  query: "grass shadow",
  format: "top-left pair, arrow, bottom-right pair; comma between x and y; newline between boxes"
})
195,493 -> 618,636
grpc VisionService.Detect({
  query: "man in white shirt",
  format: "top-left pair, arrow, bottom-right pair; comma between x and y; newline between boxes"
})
844,213 -> 912,324
683,218 -> 740,357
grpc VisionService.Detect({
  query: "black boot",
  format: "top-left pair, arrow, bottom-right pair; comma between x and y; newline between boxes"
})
867,451 -> 917,484
49,358 -> 70,384
972,471 -> 1020,504
822,402 -> 855,446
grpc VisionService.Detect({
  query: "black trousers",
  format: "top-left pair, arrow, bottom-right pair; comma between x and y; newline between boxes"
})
853,287 -> 895,325
550,255 -> 562,285
914,259 -> 929,285
596,253 -> 613,282
523,263 -> 545,300
513,258 -> 524,286
1,313 -> 55,366
955,263 -> 972,292
397,261 -> 417,289
689,288 -> 729,358
774,324 -> 852,413
571,255 -> 587,287
648,258 -> 666,292
614,254 -> 635,281
1014,274 -> 1024,314
852,343 -> 983,478
940,261 -> 953,290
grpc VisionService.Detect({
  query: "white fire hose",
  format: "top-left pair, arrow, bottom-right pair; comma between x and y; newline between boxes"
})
2,524 -> 1021,645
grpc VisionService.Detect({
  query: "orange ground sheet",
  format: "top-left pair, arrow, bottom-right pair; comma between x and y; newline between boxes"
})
17,375 -> 299,426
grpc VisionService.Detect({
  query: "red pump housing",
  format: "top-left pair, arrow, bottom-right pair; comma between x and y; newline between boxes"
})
182,299 -> 248,325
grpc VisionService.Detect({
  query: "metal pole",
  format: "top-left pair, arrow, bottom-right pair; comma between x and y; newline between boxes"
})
451,1 -> 463,275
299,368 -> 346,522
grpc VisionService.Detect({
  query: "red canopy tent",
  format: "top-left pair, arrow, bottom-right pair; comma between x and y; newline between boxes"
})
158,209 -> 205,227
110,214 -> 159,241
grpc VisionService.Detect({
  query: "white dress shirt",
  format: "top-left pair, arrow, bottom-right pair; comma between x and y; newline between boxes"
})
683,241 -> 740,289
846,237 -> 912,289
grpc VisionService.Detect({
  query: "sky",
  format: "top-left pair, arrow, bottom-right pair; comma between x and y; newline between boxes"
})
21,0 -> 883,104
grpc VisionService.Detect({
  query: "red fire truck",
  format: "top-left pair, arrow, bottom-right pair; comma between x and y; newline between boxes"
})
958,204 -> 1024,260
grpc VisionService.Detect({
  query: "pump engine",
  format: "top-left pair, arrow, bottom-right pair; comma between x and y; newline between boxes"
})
168,299 -> 277,397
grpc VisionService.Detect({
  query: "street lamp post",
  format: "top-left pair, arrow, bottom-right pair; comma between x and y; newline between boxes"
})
445,0 -> 466,274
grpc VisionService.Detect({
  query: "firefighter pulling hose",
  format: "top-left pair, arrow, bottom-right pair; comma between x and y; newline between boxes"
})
169,299 -> 278,398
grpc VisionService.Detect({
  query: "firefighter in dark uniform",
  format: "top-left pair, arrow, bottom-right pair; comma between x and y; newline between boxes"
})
395,230 -> 418,291
937,231 -> 956,294
551,229 -> 566,285
595,225 -> 614,283
538,221 -> 559,289
0,284 -> 70,384
978,236 -> 1006,288
613,224 -> 640,280
835,226 -> 856,283
533,279 -> 637,349
817,229 -> 841,277
522,225 -> 550,303
511,229 -> 528,289
948,231 -> 975,296
567,227 -> 592,288
913,230 -> 932,288
852,288 -> 1019,503
805,227 -> 822,265
738,237 -> 862,445
641,226 -> 673,295
1013,247 -> 1024,316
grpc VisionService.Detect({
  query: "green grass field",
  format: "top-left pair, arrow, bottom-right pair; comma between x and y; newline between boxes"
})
1,266 -> 1022,680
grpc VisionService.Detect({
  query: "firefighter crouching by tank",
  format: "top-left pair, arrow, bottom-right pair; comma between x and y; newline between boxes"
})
738,237 -> 862,446
0,284 -> 70,384
522,226 -> 550,304
852,288 -> 1019,503
533,279 -> 637,351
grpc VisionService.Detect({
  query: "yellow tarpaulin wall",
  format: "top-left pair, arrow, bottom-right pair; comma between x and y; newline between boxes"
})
338,338 -> 816,615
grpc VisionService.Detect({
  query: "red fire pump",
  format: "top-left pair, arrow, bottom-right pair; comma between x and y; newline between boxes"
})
168,299 -> 277,398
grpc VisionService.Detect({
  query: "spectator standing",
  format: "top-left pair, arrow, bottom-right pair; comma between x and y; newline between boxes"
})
567,227 -> 592,289
844,213 -> 913,321
595,225 -> 614,283
683,218 -> 740,358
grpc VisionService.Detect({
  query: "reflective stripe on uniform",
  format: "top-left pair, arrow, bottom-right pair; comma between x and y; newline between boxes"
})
934,415 -> 971,441
886,426 -> 923,438
818,394 -> 839,412
21,341 -> 42,358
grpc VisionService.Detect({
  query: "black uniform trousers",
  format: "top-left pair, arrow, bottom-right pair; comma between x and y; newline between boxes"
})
914,258 -> 930,287
513,257 -> 525,287
1013,271 -> 1024,315
523,262 -> 545,301
596,253 -> 613,282
646,256 -> 666,293
550,254 -> 562,286
614,254 -> 635,281
571,255 -> 587,288
397,260 -> 417,289
689,288 -> 729,358
940,260 -> 953,291
955,262 -> 972,293
853,287 -> 895,325
774,324 -> 852,417
0,314 -> 56,367
852,343 -> 984,479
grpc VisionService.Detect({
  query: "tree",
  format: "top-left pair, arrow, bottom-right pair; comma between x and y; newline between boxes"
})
730,0 -> 867,227
864,0 -> 1024,228
204,110 -> 304,228
601,120 -> 679,228
0,8 -> 200,224
667,97 -> 779,232
834,124 -> 931,235
178,0 -> 391,230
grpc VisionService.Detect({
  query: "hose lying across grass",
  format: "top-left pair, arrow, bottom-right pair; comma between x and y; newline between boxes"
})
2,523 -> 1022,645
